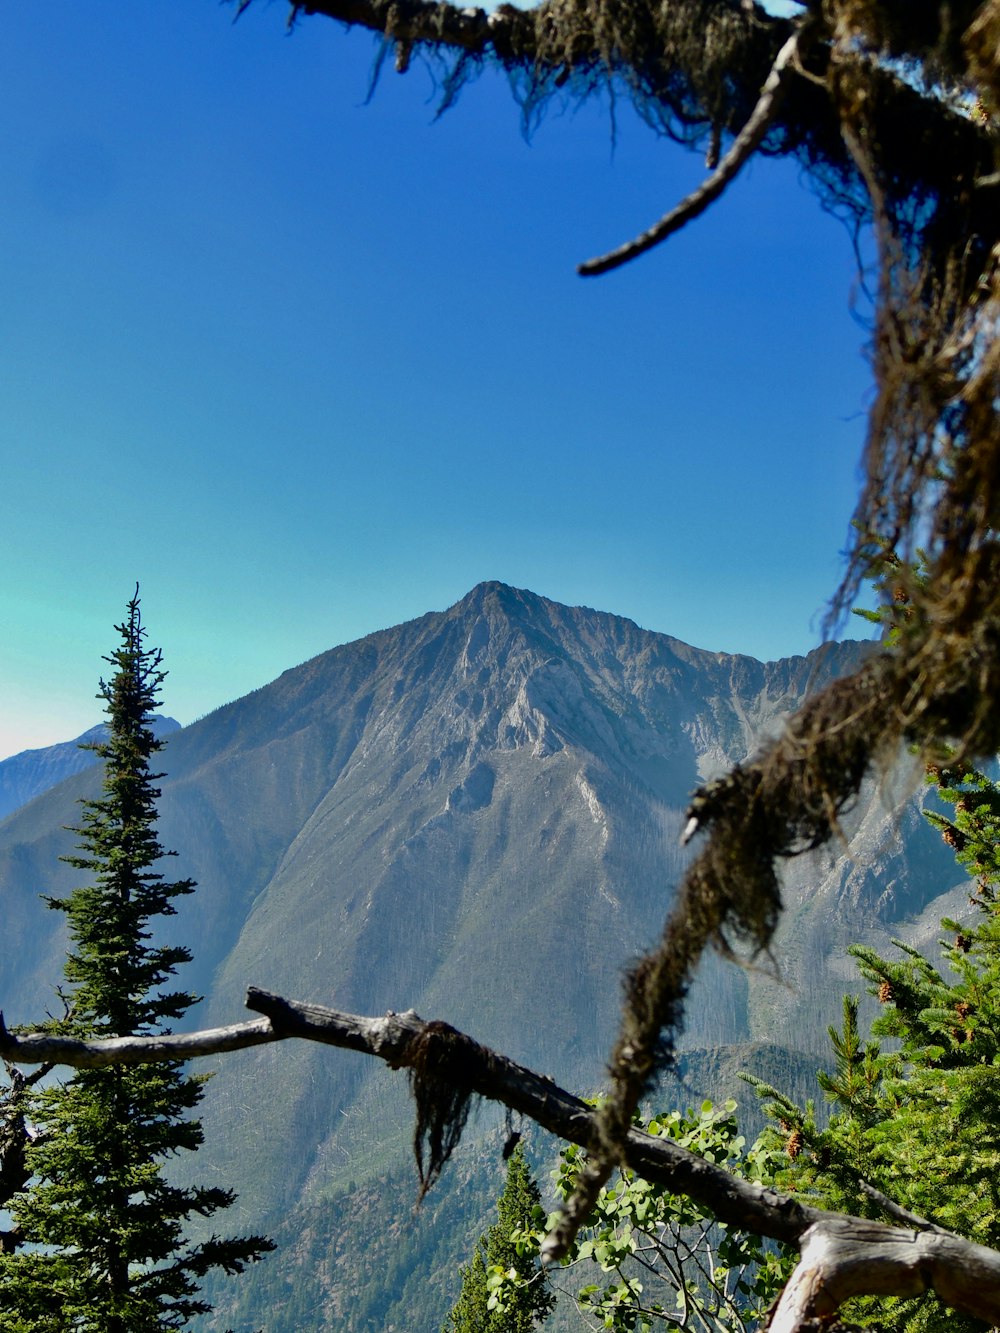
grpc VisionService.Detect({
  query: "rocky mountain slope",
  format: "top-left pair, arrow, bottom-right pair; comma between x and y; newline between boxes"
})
0,583 -> 967,1329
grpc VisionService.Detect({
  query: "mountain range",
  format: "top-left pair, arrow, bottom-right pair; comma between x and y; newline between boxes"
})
0,583 -> 969,1330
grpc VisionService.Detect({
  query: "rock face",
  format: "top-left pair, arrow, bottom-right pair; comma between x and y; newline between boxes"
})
0,584 -> 965,1266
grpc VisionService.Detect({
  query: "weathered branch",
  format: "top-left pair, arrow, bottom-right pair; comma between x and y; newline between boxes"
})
5,988 -> 1000,1327
0,1011 -> 278,1067
243,989 -> 616,1169
1,992 -> 804,1239
769,1217 -> 1000,1333
0,992 -> 819,1246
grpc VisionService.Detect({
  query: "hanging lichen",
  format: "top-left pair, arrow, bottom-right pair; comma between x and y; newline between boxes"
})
405,1019 -> 479,1198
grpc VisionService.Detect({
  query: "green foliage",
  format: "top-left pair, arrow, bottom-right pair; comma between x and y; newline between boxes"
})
850,532 -> 929,653
0,592 -> 273,1331
748,758 -> 1000,1333
444,1144 -> 555,1332
490,1103 -> 792,1333
445,1248 -> 493,1332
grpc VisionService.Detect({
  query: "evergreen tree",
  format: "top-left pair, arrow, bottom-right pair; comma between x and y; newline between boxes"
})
0,591 -> 273,1332
444,1247 -> 492,1333
746,759 -> 1000,1333
444,1144 -> 555,1333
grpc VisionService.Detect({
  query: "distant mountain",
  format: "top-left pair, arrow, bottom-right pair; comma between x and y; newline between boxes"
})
0,716 -> 181,822
0,584 -> 966,1330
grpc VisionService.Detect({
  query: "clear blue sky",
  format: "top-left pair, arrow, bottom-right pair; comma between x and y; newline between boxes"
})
0,0 -> 872,760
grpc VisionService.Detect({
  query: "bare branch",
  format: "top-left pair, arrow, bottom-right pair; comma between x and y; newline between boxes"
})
0,992 -> 813,1244
856,1176 -> 955,1236
0,1011 -> 278,1068
769,1217 -> 1000,1332
6,988 -> 1000,1324
578,24 -> 810,277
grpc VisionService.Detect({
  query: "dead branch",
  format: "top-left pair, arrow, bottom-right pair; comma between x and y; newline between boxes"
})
0,1012 -> 277,1067
0,990 -> 806,1241
4,988 -> 1000,1327
768,1217 -> 1000,1333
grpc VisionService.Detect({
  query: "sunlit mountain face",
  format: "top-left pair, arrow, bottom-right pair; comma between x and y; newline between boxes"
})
0,584 -> 963,1330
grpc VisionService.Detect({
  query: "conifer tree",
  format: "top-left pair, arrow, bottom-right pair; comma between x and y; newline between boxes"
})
745,759 -> 1000,1333
738,554 -> 1000,1330
0,590 -> 273,1332
444,1144 -> 555,1333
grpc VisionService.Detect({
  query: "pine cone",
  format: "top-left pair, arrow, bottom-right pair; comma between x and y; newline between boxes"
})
942,825 -> 965,850
956,933 -> 971,952
786,1128 -> 803,1159
878,980 -> 894,1003
955,1000 -> 972,1020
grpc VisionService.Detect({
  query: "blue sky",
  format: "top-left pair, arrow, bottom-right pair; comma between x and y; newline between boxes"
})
0,0 -> 872,760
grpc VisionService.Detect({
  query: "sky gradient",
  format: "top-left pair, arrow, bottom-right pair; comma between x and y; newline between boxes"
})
1,1 -> 874,760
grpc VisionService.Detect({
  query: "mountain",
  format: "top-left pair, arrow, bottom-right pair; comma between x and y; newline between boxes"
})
0,716 -> 181,822
0,584 -> 967,1330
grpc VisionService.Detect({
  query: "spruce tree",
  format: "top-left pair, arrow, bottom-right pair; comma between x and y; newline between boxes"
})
0,591 -> 273,1332
745,759 -> 1000,1333
444,1144 -> 555,1333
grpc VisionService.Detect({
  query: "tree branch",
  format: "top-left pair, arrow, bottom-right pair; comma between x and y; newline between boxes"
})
287,0 -> 532,59
855,1176 -> 955,1236
0,992 -> 816,1245
578,23 -> 808,276
6,987 -> 1000,1326
769,1217 -> 1000,1333
250,0 -> 990,299
0,1011 -> 278,1067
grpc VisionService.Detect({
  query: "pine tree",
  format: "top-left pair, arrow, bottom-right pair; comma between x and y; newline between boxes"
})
0,591 -> 273,1332
444,1144 -> 555,1333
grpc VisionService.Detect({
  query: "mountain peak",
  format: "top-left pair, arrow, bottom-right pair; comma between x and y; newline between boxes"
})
447,581 -> 641,646
450,580 -> 543,618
